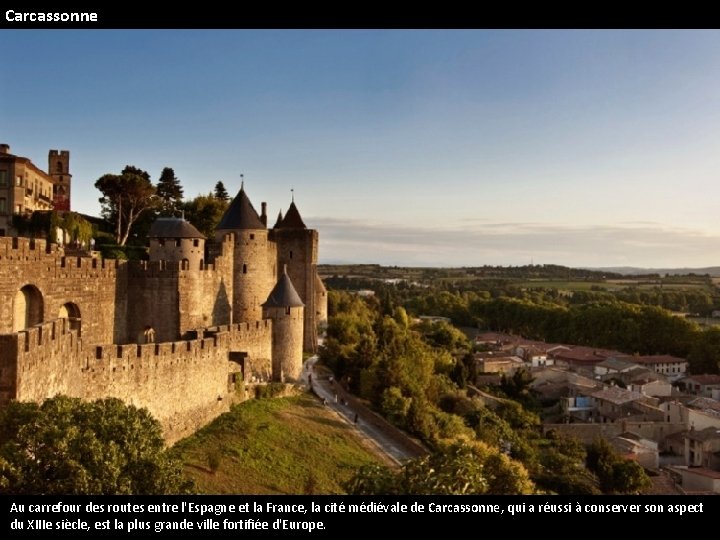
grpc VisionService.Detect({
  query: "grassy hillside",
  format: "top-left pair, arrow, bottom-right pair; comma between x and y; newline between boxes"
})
172,393 -> 390,494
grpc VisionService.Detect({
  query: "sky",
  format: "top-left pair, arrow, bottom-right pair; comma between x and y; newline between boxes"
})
2,29 -> 720,268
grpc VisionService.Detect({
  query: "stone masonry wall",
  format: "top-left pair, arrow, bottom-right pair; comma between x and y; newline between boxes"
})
232,230 -> 276,324
177,235 -> 234,335
273,229 -> 319,351
266,305 -> 304,382
0,237 -> 121,345
2,317 -> 274,443
126,261 -> 180,344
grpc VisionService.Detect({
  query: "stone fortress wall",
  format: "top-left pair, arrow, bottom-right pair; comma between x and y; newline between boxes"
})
0,183 -> 327,443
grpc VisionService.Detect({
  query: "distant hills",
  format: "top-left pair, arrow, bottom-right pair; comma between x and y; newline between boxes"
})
319,262 -> 720,279
589,266 -> 720,277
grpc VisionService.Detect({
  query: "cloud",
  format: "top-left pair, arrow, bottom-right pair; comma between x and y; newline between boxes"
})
309,217 -> 720,268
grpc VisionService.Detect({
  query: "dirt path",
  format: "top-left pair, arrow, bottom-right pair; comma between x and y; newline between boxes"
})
303,357 -> 428,465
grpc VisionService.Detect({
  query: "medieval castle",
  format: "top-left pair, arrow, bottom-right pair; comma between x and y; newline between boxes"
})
0,145 -> 327,442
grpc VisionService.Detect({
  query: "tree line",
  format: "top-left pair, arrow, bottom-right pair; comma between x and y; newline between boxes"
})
325,277 -> 720,374
94,165 -> 233,248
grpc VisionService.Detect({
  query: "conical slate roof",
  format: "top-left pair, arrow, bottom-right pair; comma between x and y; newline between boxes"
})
217,184 -> 265,230
148,217 -> 205,239
273,210 -> 283,229
263,268 -> 304,308
276,201 -> 306,229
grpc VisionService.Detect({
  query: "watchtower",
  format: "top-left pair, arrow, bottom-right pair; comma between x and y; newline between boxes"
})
48,149 -> 71,211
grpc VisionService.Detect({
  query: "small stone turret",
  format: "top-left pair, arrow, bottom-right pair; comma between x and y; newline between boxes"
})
148,217 -> 205,269
262,266 -> 304,382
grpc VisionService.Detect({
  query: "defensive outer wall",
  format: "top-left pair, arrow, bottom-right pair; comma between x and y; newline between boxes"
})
0,212 -> 325,443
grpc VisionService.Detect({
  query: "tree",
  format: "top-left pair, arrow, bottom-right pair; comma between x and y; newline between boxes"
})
214,181 -> 229,201
181,194 -> 230,239
345,440 -> 534,495
11,211 -> 94,247
586,437 -> 650,494
0,396 -> 194,495
500,367 -> 534,399
156,167 -> 184,216
95,166 -> 156,245
688,327 -> 720,374
534,431 -> 600,495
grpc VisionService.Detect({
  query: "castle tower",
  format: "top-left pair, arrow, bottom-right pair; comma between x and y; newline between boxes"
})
271,197 -> 323,352
215,184 -> 275,323
314,272 -> 328,330
48,149 -> 71,211
262,266 -> 304,382
147,217 -> 205,269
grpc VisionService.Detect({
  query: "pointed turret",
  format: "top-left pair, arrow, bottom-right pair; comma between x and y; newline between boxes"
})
263,266 -> 304,382
216,183 -> 265,232
276,201 -> 306,229
270,193 -> 319,352
273,210 -> 284,229
217,182 -> 274,323
263,266 -> 304,309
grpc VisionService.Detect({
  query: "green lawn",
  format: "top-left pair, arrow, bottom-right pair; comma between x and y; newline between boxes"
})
171,393 -> 388,494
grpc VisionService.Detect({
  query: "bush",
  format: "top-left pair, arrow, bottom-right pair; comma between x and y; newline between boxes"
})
0,396 -> 194,494
255,383 -> 287,399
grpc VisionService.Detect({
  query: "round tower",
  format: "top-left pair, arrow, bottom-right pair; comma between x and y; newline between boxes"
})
147,217 -> 205,269
262,266 -> 304,382
314,272 -> 328,331
215,184 -> 275,323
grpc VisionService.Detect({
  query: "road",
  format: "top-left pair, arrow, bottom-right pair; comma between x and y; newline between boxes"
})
302,356 -> 427,465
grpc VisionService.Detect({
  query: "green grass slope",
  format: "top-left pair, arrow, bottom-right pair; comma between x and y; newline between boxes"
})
172,393 -> 389,494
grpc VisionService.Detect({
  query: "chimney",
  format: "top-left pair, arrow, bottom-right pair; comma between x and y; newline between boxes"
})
260,202 -> 267,227
0,144 -> 9,154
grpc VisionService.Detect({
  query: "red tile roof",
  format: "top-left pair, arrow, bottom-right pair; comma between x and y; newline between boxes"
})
684,374 -> 720,385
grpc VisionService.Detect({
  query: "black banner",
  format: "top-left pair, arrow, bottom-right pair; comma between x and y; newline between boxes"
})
0,8 -> 696,29
1,495 -> 715,536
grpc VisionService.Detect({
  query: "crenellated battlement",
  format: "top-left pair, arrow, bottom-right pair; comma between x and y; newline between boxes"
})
92,334 -> 224,364
57,255 -> 119,270
0,236 -> 56,259
127,258 -> 230,279
12,318 -> 80,356
129,259 -> 183,278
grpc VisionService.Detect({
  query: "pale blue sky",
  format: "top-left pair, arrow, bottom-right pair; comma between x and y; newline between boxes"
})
2,30 -> 720,267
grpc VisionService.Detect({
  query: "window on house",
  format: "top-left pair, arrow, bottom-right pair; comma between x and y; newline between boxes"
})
0,198 -> 5,214
15,176 -> 22,187
242,264 -> 247,274
193,239 -> 199,247
0,229 -> 5,236
289,250 -> 293,259
250,233 -> 255,240
0,171 -> 7,187
14,204 -> 22,214
175,239 -> 181,247
285,306 -> 291,315
158,239 -> 165,246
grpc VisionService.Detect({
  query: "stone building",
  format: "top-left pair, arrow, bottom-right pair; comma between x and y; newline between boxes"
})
0,151 -> 327,443
0,144 -> 66,236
